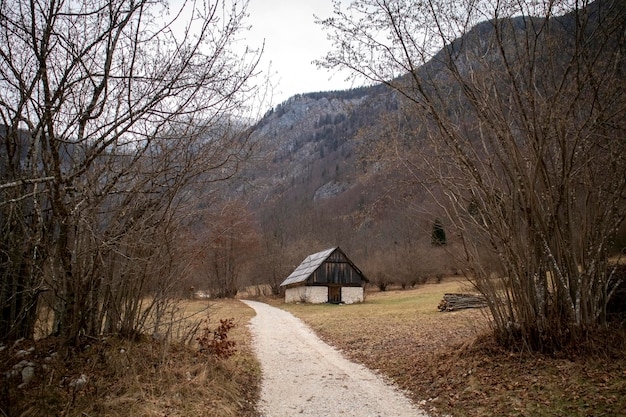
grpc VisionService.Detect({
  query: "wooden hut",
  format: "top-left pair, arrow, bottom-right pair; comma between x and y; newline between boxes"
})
280,247 -> 367,304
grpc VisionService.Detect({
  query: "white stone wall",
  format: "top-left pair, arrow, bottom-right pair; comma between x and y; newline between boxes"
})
284,287 -> 304,303
284,286 -> 365,304
307,286 -> 329,303
285,286 -> 329,304
341,287 -> 364,304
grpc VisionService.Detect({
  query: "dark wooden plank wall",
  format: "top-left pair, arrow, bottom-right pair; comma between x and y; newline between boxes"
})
310,251 -> 363,285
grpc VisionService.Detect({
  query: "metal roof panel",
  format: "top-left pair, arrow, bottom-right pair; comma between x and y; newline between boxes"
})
279,247 -> 337,287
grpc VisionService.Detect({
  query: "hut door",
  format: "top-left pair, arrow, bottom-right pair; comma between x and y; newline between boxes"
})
328,287 -> 341,304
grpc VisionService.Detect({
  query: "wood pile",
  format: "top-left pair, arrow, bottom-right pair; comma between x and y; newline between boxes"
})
438,293 -> 487,311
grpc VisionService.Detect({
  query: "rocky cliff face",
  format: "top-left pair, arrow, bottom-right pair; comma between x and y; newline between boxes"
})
245,86 -> 393,209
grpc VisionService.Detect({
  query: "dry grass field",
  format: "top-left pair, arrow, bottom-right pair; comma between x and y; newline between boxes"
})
3,281 -> 625,417
0,299 -> 261,417
275,279 -> 626,417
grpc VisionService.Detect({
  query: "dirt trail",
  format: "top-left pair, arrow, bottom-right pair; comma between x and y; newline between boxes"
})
242,300 -> 429,417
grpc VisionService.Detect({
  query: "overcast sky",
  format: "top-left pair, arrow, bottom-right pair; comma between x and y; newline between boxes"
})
244,0 -> 359,107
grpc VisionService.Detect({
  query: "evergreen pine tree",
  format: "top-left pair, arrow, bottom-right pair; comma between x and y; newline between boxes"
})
431,218 -> 446,246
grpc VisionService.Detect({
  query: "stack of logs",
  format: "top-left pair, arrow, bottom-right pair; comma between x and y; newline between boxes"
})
438,293 -> 488,311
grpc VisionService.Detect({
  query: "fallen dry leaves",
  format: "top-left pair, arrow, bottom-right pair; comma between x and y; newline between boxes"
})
279,280 -> 626,417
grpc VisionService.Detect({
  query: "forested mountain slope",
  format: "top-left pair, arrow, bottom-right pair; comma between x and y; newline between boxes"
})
227,0 -> 626,294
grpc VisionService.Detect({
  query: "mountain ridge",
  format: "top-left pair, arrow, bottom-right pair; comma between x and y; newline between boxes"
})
236,0 -> 626,286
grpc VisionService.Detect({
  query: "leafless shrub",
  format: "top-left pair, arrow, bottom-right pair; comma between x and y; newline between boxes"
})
319,0 -> 626,351
0,0 -> 264,345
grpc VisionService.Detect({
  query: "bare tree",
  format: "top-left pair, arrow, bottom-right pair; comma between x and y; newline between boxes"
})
0,0 -> 263,344
191,198 -> 260,298
318,0 -> 626,350
256,203 -> 296,295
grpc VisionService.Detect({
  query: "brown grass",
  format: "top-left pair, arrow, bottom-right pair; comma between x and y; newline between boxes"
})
0,299 -> 260,417
6,282 -> 625,417
276,279 -> 626,417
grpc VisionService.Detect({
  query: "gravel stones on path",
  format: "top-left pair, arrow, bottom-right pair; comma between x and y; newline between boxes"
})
242,300 -> 429,417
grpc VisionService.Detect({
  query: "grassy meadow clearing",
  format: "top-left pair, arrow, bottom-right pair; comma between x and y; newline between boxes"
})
274,278 -> 626,417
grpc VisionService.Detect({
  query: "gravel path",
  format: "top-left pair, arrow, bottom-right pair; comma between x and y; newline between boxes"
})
242,300 -> 429,417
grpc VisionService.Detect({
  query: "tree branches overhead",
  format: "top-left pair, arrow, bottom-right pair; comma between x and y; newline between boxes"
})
318,0 -> 626,351
0,0 -> 263,344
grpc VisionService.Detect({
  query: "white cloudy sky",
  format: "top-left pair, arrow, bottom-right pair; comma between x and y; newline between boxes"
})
243,0 -> 358,106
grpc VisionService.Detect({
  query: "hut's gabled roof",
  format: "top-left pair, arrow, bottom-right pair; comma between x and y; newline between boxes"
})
279,247 -> 337,287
